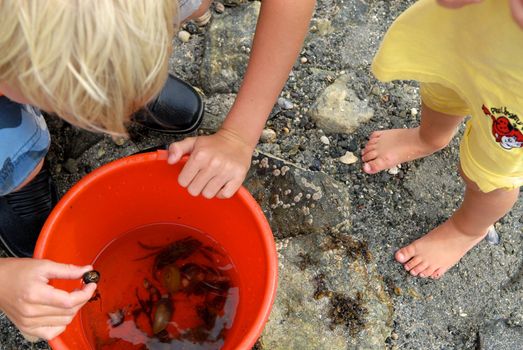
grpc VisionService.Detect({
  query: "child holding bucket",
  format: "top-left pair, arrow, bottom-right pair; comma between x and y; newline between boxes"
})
361,0 -> 523,279
0,0 -> 315,341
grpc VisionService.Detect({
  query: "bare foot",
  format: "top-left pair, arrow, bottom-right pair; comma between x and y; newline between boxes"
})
361,127 -> 447,174
395,219 -> 488,279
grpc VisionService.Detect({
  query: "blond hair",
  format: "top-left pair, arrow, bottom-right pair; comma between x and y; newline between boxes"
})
0,0 -> 178,135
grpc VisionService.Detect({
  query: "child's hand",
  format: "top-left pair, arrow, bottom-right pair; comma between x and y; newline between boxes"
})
167,128 -> 253,199
0,258 -> 96,341
436,0 -> 482,8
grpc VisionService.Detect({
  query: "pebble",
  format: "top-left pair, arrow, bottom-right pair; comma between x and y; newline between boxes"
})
320,135 -> 330,145
387,165 -> 400,175
339,151 -> 358,165
113,136 -> 126,146
214,2 -> 225,13
97,148 -> 106,158
260,128 -> 277,143
277,97 -> 294,110
178,30 -> 191,43
410,107 -> 418,117
300,56 -> 308,64
282,127 -> 290,134
391,332 -> 399,340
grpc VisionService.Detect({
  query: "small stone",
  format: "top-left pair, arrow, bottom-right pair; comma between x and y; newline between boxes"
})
113,136 -> 126,146
300,57 -> 308,64
97,148 -> 106,158
387,165 -> 400,175
214,2 -> 225,13
371,86 -> 381,96
283,127 -> 290,134
410,108 -> 418,117
339,151 -> 358,165
260,128 -> 277,143
391,332 -> 399,340
320,135 -> 330,145
178,30 -> 191,43
277,97 -> 294,110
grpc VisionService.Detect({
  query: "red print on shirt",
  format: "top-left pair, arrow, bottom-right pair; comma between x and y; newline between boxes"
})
482,105 -> 523,150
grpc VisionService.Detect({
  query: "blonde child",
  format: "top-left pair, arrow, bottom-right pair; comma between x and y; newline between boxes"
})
362,0 -> 523,279
0,0 -> 314,341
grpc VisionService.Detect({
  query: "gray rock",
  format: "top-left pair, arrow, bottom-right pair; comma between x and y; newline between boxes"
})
309,75 -> 374,134
199,93 -> 236,131
259,231 -> 393,350
244,151 -> 351,239
200,2 -> 260,93
479,319 -> 523,350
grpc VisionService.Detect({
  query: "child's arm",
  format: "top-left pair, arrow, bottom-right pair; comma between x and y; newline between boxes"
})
0,258 -> 96,340
167,0 -> 316,199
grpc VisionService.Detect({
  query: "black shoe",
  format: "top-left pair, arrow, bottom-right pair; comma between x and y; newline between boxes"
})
133,74 -> 204,134
0,164 -> 58,257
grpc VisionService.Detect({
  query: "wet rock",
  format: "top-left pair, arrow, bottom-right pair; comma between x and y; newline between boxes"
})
259,231 -> 393,349
199,93 -> 236,131
309,75 -> 374,134
244,151 -> 350,239
200,2 -> 260,93
479,319 -> 523,350
63,158 -> 79,174
64,129 -> 103,159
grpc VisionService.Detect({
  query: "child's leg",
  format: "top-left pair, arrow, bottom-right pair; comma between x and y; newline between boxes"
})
362,102 -> 465,174
397,169 -> 520,278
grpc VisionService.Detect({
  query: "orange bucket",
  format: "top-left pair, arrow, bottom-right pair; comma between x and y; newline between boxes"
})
33,150 -> 277,350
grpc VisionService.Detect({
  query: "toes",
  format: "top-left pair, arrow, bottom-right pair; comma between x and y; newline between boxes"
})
361,144 -> 376,156
369,131 -> 383,140
395,244 -> 417,264
404,256 -> 423,272
361,150 -> 378,162
420,266 -> 438,278
411,262 -> 429,277
431,268 -> 444,279
363,158 -> 386,174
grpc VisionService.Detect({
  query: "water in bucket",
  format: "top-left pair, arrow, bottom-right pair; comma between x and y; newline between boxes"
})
80,223 -> 240,350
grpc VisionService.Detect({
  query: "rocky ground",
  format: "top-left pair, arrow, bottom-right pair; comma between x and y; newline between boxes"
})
1,0 -> 522,349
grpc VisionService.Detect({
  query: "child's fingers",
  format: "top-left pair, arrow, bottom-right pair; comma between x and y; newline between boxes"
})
38,283 -> 97,309
167,138 -> 196,164
217,178 -> 243,199
201,176 -> 229,199
41,261 -> 93,280
27,326 -> 66,341
186,166 -> 221,196
177,155 -> 203,188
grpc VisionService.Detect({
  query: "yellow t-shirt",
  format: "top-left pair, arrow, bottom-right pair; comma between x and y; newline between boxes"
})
372,0 -> 523,192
